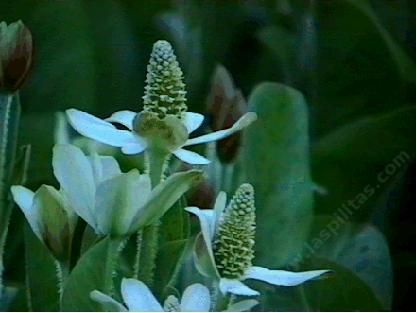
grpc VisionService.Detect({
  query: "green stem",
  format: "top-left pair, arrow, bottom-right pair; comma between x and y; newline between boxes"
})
0,92 -> 20,297
147,149 -> 169,186
133,231 -> 142,278
137,222 -> 160,286
212,281 -> 228,311
106,238 -> 125,297
135,149 -> 169,287
55,259 -> 70,301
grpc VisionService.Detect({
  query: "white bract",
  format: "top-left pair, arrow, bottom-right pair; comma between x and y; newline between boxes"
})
52,144 -> 202,236
66,109 -> 256,165
185,192 -> 330,296
91,278 -> 258,312
91,278 -> 210,312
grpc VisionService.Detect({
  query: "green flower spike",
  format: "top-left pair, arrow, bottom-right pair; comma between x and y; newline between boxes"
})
142,40 -> 187,119
214,184 -> 255,279
186,184 -> 331,296
66,40 -> 257,165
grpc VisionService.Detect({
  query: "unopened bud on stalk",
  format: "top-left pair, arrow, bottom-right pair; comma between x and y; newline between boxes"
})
207,65 -> 247,163
213,183 -> 255,279
0,20 -> 33,92
11,184 -> 76,261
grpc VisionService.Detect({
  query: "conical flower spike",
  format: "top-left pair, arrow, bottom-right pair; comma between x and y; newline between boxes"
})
214,183 -> 255,279
142,40 -> 187,119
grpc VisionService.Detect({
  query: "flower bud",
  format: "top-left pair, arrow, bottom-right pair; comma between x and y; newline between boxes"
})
213,184 -> 256,279
207,65 -> 247,163
11,184 -> 76,261
142,40 -> 187,119
0,20 -> 33,92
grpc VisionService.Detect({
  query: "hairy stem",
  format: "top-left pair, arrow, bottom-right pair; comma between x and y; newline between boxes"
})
211,280 -> 228,311
133,231 -> 142,278
134,149 -> 169,287
0,92 -> 20,296
55,259 -> 70,301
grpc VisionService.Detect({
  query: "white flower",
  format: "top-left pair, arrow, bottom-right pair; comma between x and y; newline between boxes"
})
66,109 -> 256,165
52,144 -> 202,236
91,278 -> 210,312
91,278 -> 258,312
185,190 -> 330,296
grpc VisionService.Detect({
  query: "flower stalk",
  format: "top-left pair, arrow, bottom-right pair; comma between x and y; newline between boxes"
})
135,40 -> 188,287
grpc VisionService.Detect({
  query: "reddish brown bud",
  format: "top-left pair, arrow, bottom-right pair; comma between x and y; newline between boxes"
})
206,65 -> 247,163
0,20 -> 33,92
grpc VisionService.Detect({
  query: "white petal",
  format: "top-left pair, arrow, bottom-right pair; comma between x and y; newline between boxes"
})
66,109 -> 137,147
184,112 -> 257,146
97,155 -> 122,182
180,283 -> 211,312
173,148 -> 211,165
185,206 -> 216,243
52,144 -> 97,229
219,278 -> 259,296
121,140 -> 147,155
90,290 -> 127,311
95,170 -> 149,236
10,186 -> 42,239
243,266 -> 330,286
121,278 -> 163,312
183,112 -> 204,134
88,154 -> 121,186
105,110 -> 137,130
213,191 -> 227,233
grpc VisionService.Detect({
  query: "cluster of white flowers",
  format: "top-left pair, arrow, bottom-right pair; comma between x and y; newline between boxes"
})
11,40 -> 329,312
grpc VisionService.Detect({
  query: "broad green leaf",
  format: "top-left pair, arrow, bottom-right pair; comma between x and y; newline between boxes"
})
309,217 -> 393,309
343,0 -> 414,82
313,107 -> 415,220
154,239 -> 188,298
154,197 -> 190,298
61,237 -> 122,311
303,258 -> 384,311
243,82 -> 313,268
25,225 -> 59,311
254,257 -> 382,311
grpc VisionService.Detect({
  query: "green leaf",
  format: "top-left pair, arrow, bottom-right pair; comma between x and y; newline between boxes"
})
154,198 -> 190,297
132,170 -> 203,230
154,239 -> 188,298
303,258 -> 384,311
343,0 -> 414,82
313,107 -> 415,220
309,217 -> 393,309
25,224 -> 59,311
61,237 -> 122,311
243,82 -> 313,268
